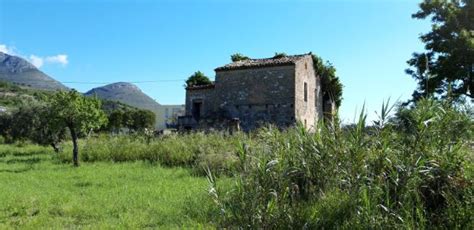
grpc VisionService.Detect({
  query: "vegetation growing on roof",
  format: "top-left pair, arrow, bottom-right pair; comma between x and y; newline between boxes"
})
273,52 -> 287,59
230,53 -> 250,62
185,71 -> 212,88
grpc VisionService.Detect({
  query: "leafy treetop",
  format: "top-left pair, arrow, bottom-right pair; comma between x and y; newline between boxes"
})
49,90 -> 107,135
185,71 -> 212,88
406,0 -> 473,102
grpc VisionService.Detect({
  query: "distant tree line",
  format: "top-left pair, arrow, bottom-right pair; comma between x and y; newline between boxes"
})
105,108 -> 155,134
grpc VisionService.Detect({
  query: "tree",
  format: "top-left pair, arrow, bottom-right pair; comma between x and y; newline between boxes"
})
0,112 -> 13,143
0,104 -> 66,151
127,109 -> 156,132
185,71 -> 212,88
49,90 -> 107,166
33,107 -> 67,152
107,110 -> 124,133
312,54 -> 343,109
231,53 -> 250,62
406,0 -> 473,102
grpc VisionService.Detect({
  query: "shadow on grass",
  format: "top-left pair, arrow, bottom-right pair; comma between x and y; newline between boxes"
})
0,166 -> 33,173
12,151 -> 48,157
74,181 -> 93,188
6,157 -> 42,165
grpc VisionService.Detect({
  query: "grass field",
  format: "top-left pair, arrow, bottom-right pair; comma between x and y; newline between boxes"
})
0,144 -> 218,229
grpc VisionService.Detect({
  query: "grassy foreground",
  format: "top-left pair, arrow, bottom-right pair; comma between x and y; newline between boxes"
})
0,144 -> 217,229
0,99 -> 472,229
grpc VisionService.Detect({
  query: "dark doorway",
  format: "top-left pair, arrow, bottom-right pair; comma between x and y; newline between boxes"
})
192,101 -> 202,121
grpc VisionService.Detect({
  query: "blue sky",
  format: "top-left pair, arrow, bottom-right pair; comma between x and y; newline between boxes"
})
0,0 -> 430,123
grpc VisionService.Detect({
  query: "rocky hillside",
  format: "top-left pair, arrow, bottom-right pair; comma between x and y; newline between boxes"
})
0,52 -> 68,91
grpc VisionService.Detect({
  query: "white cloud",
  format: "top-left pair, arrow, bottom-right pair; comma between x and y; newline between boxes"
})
0,44 -> 8,53
29,54 -> 68,68
45,54 -> 68,66
0,44 -> 16,55
1,43 -> 68,68
29,55 -> 44,68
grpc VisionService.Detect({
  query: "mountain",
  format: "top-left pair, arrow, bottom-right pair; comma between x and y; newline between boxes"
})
85,82 -> 165,128
0,52 -> 68,91
85,82 -> 161,109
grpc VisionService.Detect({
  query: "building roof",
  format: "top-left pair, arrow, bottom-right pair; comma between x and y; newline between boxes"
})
215,53 -> 312,71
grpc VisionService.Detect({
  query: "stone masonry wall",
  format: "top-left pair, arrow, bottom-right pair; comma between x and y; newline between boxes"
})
185,87 -> 216,118
315,72 -> 324,123
294,56 -> 318,130
214,65 -> 296,130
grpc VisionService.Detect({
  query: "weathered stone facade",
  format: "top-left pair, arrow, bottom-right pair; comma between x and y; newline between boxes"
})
179,53 -> 324,131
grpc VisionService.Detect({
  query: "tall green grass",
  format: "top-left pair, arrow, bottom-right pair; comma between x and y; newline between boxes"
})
207,99 -> 473,229
57,132 -> 247,175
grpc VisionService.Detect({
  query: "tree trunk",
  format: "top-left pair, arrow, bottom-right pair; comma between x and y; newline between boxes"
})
69,126 -> 79,167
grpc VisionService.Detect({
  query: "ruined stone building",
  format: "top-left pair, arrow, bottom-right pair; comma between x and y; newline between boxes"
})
179,53 -> 331,131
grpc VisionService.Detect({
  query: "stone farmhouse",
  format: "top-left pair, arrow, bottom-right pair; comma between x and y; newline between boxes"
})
178,53 -> 334,131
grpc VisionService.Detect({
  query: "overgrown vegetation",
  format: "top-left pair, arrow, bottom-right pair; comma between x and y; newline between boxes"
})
312,54 -> 343,108
273,52 -> 287,58
57,132 -> 245,176
1,98 -> 472,228
185,71 -> 212,88
208,98 -> 473,229
230,53 -> 250,62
